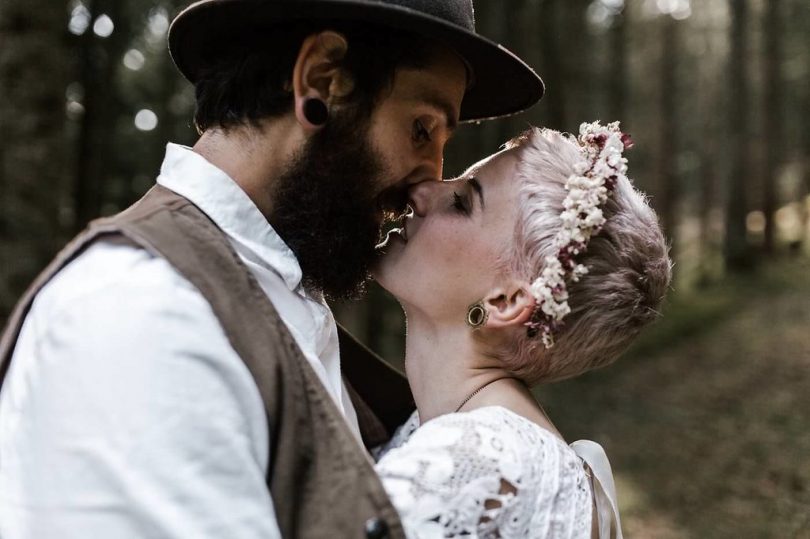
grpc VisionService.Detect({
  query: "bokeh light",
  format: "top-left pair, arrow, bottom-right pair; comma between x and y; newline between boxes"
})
134,109 -> 158,131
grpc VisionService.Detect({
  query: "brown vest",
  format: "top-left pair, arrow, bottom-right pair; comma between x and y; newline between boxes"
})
0,185 -> 413,539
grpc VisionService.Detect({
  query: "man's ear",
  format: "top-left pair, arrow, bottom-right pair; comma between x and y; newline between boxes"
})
483,282 -> 535,329
291,31 -> 355,131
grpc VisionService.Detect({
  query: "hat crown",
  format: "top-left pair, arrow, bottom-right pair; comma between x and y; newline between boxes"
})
332,0 -> 475,31
225,0 -> 475,31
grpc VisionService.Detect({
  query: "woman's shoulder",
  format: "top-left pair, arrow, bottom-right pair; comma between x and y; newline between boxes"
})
428,406 -> 575,452
448,406 -> 585,471
378,405 -> 581,465
374,406 -> 594,538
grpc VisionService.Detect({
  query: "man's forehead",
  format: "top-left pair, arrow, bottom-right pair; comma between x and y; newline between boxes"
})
410,87 -> 460,131
393,52 -> 466,121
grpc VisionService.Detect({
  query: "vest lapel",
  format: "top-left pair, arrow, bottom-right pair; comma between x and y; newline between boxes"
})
338,326 -> 414,447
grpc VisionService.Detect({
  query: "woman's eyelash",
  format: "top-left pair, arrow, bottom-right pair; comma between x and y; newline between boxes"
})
452,192 -> 470,215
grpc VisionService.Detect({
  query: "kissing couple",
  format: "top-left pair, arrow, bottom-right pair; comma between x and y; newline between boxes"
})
0,1 -> 670,538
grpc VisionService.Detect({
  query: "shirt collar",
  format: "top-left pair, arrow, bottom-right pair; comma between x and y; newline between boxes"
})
156,143 -> 303,290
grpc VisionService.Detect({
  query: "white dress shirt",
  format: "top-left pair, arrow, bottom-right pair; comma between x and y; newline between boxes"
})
0,144 -> 361,538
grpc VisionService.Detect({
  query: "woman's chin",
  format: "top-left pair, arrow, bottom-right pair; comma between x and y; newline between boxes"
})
370,257 -> 396,293
371,239 -> 407,295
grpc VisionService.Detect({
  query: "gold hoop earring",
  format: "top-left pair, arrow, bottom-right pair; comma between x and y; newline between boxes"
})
466,302 -> 488,329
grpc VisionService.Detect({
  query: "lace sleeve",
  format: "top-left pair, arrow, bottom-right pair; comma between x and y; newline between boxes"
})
374,407 -> 592,539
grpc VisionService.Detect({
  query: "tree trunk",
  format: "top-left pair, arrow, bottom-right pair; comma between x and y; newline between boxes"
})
537,0 -> 567,130
73,0 -> 131,231
798,164 -> 809,254
723,0 -> 754,271
500,0 -> 528,143
0,0 -> 70,321
658,15 -> 679,250
608,5 -> 627,121
799,37 -> 810,253
697,149 -> 718,284
761,0 -> 783,253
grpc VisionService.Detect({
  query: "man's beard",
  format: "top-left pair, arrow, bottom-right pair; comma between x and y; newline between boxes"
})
269,110 -> 396,301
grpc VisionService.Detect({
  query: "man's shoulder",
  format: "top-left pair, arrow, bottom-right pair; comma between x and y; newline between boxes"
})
17,236 -> 257,394
33,238 -> 201,319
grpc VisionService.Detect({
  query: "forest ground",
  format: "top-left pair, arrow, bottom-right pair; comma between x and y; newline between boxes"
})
537,257 -> 810,538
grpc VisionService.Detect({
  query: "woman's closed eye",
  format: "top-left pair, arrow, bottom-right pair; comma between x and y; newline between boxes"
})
452,191 -> 471,216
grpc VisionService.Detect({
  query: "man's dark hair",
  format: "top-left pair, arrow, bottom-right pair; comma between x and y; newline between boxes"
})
193,22 -> 434,133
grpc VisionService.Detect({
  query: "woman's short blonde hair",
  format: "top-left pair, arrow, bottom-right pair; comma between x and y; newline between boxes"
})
500,127 -> 672,385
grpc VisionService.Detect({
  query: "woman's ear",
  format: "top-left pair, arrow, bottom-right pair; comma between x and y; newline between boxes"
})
483,282 -> 536,329
291,31 -> 355,131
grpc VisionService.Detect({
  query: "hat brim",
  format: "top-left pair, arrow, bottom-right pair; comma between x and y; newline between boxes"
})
169,0 -> 545,122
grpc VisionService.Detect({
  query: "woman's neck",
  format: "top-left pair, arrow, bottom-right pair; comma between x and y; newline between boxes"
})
403,312 -> 564,438
404,314 -> 517,422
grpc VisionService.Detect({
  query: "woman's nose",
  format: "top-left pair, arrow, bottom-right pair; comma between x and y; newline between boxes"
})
408,179 -> 458,217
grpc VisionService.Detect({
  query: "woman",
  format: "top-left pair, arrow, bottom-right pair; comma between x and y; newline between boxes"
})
372,122 -> 671,538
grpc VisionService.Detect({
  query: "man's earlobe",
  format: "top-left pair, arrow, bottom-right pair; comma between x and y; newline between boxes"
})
483,284 -> 536,329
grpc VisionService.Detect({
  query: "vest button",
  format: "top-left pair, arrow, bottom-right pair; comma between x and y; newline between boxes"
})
364,517 -> 389,539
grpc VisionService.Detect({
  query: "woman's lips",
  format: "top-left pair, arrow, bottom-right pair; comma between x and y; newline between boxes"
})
390,226 -> 408,243
375,207 -> 412,250
375,227 -> 406,250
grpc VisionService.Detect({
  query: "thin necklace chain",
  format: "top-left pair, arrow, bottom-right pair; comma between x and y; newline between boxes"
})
454,378 -> 561,448
454,376 -> 513,413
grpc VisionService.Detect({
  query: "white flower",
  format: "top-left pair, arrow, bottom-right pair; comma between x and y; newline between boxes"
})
583,207 -> 605,228
571,264 -> 589,282
607,153 -> 621,168
573,161 -> 589,175
560,209 -> 578,228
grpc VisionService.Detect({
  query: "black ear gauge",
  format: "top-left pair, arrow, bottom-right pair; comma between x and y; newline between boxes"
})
303,98 -> 328,126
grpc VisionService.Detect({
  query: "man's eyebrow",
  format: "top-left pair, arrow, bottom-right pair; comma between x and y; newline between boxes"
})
416,91 -> 459,132
469,176 -> 484,209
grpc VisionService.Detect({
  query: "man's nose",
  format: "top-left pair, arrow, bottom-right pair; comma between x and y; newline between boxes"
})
408,138 -> 445,186
408,177 -> 452,217
407,180 -> 433,217
426,139 -> 445,182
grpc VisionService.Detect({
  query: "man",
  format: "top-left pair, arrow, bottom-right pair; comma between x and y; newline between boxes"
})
0,0 -> 543,537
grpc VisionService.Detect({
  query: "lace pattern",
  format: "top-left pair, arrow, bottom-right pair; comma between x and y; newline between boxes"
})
374,406 -> 593,539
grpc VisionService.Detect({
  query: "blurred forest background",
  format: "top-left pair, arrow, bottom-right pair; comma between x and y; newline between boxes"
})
1,0 -> 809,536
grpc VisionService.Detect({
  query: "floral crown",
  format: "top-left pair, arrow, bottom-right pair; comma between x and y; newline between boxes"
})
526,121 -> 634,348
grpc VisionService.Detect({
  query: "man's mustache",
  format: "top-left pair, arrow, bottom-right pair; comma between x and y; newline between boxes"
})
375,184 -> 410,222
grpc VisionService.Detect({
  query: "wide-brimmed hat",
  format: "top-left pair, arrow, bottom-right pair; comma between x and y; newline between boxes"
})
169,0 -> 544,122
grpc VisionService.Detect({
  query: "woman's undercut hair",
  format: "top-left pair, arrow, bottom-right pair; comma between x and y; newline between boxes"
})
193,22 -> 434,133
502,128 -> 672,385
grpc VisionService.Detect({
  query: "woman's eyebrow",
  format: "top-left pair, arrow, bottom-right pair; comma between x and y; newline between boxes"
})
469,177 -> 485,209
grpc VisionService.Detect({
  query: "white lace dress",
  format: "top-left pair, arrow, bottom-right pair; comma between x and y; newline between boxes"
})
373,406 -> 623,539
